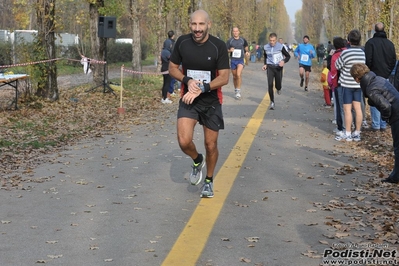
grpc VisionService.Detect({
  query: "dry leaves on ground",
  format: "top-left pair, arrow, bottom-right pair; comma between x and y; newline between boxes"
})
0,82 -> 165,187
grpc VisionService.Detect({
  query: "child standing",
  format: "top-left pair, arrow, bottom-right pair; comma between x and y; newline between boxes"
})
351,63 -> 399,183
320,60 -> 332,107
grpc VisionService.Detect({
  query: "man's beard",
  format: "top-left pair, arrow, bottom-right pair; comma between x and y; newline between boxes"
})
192,28 -> 208,43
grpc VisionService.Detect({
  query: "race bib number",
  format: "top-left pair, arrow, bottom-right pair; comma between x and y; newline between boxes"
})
301,54 -> 309,61
232,49 -> 242,58
187,69 -> 211,83
272,52 -> 284,64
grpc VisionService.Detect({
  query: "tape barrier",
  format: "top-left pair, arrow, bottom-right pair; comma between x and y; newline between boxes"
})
0,57 -> 106,69
122,67 -> 168,75
0,57 -> 170,77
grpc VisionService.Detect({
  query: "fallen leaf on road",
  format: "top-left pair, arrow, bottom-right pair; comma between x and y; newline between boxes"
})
239,257 -> 251,263
245,236 -> 259,242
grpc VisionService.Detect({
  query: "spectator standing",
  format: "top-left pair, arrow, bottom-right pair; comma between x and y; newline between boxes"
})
294,35 -> 316,91
316,43 -> 325,65
168,10 -> 230,198
250,41 -> 256,63
320,60 -> 331,107
351,63 -> 399,183
327,41 -> 334,54
328,37 -> 347,137
226,27 -> 250,99
364,22 -> 397,132
160,39 -> 173,104
167,30 -> 177,97
335,29 -> 366,141
256,45 -> 262,62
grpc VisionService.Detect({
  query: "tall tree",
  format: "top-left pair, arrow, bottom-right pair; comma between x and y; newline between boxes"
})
35,0 -> 58,100
130,0 -> 142,78
88,0 -> 105,85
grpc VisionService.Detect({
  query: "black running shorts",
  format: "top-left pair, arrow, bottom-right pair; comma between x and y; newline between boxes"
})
177,99 -> 224,131
299,63 -> 312,72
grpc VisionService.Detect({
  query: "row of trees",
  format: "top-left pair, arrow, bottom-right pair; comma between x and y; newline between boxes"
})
296,0 -> 399,50
1,0 -> 292,100
1,0 -> 399,101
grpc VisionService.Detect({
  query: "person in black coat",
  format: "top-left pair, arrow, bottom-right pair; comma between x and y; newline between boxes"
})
351,63 -> 399,183
161,39 -> 173,104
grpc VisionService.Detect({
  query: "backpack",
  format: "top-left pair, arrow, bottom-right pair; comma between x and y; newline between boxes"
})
327,71 -> 333,88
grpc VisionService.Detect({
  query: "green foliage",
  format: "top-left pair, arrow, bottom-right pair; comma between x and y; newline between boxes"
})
122,75 -> 162,98
141,41 -> 149,61
0,139 -> 14,149
107,42 -> 133,63
0,42 -> 12,65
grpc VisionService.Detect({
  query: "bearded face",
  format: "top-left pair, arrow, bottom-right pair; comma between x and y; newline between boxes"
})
189,11 -> 211,44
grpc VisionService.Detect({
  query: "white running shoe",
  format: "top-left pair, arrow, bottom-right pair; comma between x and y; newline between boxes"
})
162,98 -> 172,104
235,89 -> 241,99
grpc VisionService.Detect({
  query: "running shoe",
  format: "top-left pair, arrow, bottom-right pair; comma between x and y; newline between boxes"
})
335,131 -> 352,141
300,78 -> 304,87
362,120 -> 369,129
270,102 -> 275,110
277,89 -> 281,95
304,86 -> 308,92
190,155 -> 205,185
200,180 -> 214,198
162,98 -> 172,104
235,89 -> 241,99
351,133 -> 361,142
335,130 -> 345,136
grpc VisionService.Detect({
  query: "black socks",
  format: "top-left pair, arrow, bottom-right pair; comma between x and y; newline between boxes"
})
193,154 -> 203,165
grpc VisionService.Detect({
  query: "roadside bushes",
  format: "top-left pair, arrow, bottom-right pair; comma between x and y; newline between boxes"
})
0,42 -> 12,66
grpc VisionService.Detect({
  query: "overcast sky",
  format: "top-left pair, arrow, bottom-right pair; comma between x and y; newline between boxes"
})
284,0 -> 302,22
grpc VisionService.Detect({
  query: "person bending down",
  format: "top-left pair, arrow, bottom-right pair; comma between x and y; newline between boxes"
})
351,63 -> 399,184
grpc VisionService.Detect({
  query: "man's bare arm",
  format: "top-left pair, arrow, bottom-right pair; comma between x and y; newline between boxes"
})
168,61 -> 184,81
209,69 -> 229,90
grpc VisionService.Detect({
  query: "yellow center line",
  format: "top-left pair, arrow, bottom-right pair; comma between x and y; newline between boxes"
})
162,92 -> 270,266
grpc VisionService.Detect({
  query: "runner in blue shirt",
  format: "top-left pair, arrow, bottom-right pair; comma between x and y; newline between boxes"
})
294,35 -> 315,91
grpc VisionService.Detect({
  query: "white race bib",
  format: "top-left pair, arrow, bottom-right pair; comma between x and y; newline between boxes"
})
301,54 -> 309,61
187,69 -> 211,83
272,52 -> 284,64
232,49 -> 242,58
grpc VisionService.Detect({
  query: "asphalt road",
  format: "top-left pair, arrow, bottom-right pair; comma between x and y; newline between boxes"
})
0,59 -> 373,266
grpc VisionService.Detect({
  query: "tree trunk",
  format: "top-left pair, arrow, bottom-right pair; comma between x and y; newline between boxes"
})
35,0 -> 58,100
155,0 -> 165,72
389,1 -> 394,39
130,0 -> 142,79
89,0 -> 105,85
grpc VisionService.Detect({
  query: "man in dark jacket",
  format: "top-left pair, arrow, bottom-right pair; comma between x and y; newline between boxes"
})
160,39 -> 173,104
351,63 -> 399,184
364,22 -> 397,131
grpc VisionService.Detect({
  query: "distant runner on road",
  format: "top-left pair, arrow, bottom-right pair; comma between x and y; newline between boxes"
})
226,27 -> 250,99
294,35 -> 315,92
262,32 -> 290,110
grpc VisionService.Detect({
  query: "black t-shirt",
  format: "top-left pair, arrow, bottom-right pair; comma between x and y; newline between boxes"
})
170,33 -> 230,105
